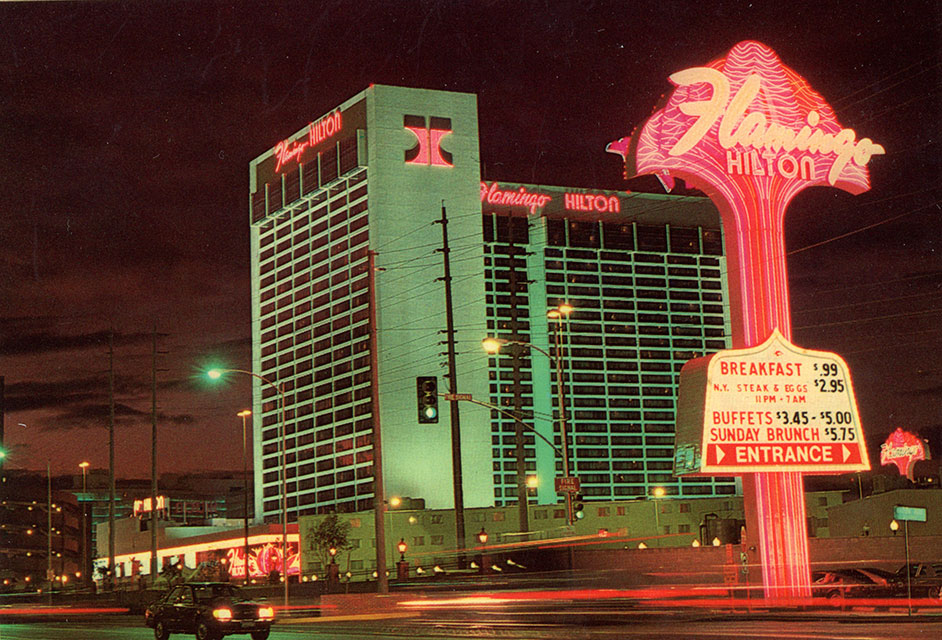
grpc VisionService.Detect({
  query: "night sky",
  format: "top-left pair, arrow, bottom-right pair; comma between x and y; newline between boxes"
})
1,1 -> 939,482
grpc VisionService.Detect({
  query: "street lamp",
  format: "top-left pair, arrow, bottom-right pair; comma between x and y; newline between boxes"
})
482,302 -> 576,525
477,527 -> 488,545
397,538 -> 407,562
207,368 -> 288,608
651,487 -> 666,546
79,462 -> 90,587
237,409 -> 252,586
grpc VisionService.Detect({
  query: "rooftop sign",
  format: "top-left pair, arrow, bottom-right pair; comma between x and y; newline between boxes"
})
675,330 -> 869,474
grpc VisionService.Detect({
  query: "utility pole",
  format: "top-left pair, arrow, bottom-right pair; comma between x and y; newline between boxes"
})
368,250 -> 388,594
435,202 -> 466,561
108,331 -> 116,591
506,218 -> 529,533
150,323 -> 168,585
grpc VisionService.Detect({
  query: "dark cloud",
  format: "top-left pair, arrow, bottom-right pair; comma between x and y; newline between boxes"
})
0,0 -> 938,476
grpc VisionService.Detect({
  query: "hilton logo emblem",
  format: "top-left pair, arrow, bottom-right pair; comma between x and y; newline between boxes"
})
404,115 -> 454,167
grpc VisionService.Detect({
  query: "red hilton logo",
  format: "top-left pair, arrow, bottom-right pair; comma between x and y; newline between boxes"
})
404,115 -> 454,167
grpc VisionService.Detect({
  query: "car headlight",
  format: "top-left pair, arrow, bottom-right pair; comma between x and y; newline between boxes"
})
212,608 -> 233,622
258,606 -> 275,620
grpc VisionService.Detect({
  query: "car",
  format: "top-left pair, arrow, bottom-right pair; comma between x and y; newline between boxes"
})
895,563 -> 942,600
144,582 -> 274,640
811,568 -> 904,601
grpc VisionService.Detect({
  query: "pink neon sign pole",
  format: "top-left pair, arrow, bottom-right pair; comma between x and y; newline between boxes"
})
624,41 -> 882,598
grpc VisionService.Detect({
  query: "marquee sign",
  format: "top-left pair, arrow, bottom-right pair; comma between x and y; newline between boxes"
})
620,40 -> 883,598
880,427 -> 929,480
675,330 -> 869,474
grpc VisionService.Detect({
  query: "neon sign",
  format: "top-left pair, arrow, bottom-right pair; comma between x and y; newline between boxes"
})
666,68 -> 884,185
564,192 -> 621,213
880,428 -> 929,480
404,115 -> 454,167
625,41 -> 882,600
480,182 -> 552,213
133,495 -> 166,516
274,109 -> 342,172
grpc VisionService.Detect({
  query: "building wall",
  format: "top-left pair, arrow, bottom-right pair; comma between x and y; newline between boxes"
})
249,85 -> 490,524
482,183 -> 736,503
247,84 -> 744,523
297,491 -> 842,580
825,489 -> 942,538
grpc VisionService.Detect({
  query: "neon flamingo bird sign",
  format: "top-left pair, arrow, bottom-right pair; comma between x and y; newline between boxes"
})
619,41 -> 882,600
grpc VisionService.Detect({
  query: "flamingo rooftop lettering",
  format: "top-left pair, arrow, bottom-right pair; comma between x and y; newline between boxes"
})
480,182 -> 552,213
274,110 -> 342,172
667,68 -> 884,185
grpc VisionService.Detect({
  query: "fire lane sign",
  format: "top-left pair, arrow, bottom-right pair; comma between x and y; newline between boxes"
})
674,330 -> 870,475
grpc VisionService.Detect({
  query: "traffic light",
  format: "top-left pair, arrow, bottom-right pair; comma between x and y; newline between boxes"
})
416,376 -> 439,423
574,493 -> 585,520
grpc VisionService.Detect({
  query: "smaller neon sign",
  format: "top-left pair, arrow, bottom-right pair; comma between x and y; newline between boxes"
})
274,109 -> 342,172
133,495 -> 166,516
480,182 -> 552,213
880,428 -> 929,480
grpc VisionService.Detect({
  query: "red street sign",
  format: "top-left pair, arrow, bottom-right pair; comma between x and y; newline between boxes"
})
555,476 -> 581,493
442,393 -> 472,401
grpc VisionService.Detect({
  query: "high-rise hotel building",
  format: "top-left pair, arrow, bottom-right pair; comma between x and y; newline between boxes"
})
248,85 -> 735,524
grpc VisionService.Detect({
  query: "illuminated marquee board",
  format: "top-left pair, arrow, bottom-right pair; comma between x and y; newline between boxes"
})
675,331 -> 868,474
621,40 -> 882,599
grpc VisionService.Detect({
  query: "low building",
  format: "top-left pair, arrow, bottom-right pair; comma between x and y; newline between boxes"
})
297,491 -> 843,581
825,488 -> 942,538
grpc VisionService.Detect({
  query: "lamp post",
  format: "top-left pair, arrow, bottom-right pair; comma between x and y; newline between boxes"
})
78,462 -> 90,588
483,303 -> 575,525
237,410 -> 252,586
47,461 -> 52,599
476,527 -> 489,575
891,518 -> 913,614
652,487 -> 666,546
396,539 -> 409,581
207,369 -> 288,608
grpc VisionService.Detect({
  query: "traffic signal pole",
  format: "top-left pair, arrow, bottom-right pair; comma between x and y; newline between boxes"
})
435,202 -> 466,562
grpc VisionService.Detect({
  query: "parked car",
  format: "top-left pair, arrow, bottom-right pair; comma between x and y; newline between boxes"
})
812,568 -> 904,600
144,582 -> 274,640
895,563 -> 942,600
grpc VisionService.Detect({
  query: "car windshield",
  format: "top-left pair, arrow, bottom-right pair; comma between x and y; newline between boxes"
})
193,584 -> 244,603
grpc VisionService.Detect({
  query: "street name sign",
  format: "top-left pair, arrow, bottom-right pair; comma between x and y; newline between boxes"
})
442,393 -> 472,402
674,330 -> 870,475
894,505 -> 927,523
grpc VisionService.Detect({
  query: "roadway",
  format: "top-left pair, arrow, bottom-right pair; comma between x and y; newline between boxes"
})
2,610 -> 941,639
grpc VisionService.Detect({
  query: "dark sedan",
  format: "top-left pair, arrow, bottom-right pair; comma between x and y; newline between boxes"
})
144,582 -> 274,640
812,568 -> 904,601
896,563 -> 942,600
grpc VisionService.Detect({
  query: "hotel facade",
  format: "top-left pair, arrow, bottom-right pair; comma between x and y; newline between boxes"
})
248,85 -> 735,525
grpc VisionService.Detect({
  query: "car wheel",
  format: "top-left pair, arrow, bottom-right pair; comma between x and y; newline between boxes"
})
928,585 -> 942,600
154,620 -> 170,640
195,621 -> 219,640
250,631 -> 270,640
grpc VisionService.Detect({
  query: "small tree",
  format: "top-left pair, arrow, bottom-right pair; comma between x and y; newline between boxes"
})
308,514 -> 352,567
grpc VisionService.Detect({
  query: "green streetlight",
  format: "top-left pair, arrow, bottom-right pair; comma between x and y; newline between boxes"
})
205,367 -> 289,608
